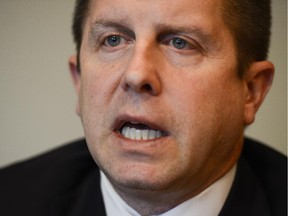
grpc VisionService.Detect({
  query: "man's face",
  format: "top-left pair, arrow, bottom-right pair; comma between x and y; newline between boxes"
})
74,0 -> 249,193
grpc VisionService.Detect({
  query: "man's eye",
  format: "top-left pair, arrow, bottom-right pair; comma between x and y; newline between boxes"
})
171,38 -> 188,49
104,35 -> 123,47
164,37 -> 200,51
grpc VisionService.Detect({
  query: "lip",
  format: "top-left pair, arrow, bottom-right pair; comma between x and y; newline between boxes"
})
112,114 -> 169,136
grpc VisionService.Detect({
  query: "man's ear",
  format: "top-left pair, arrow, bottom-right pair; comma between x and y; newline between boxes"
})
244,61 -> 274,125
69,55 -> 81,115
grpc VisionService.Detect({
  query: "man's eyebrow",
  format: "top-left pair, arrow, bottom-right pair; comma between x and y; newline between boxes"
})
89,19 -> 134,38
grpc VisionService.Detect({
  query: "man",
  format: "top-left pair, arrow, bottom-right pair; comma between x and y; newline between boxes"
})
0,0 -> 286,215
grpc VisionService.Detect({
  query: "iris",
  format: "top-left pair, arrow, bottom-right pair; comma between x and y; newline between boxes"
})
107,35 -> 121,47
172,38 -> 187,49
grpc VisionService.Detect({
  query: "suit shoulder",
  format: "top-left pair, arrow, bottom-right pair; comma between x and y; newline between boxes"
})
0,138 -> 94,176
243,137 -> 287,216
0,138 -> 96,208
243,138 -> 286,176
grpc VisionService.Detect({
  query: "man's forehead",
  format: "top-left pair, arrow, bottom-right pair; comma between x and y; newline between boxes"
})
85,0 -> 225,33
87,0 -> 223,20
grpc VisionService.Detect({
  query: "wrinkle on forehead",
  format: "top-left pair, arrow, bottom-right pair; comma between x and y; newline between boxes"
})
88,0 -> 224,25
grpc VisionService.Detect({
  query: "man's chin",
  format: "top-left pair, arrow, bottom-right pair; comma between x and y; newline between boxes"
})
104,169 -> 174,192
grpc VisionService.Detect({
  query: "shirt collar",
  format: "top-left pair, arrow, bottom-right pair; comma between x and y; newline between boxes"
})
101,165 -> 236,216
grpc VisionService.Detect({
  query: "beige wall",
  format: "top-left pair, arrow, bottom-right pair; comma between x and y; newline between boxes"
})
0,0 -> 286,167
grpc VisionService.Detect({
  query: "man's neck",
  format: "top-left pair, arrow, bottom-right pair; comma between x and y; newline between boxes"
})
112,184 -> 197,215
101,166 -> 236,216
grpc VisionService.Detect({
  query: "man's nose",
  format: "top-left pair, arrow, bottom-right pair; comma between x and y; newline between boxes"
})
120,44 -> 162,96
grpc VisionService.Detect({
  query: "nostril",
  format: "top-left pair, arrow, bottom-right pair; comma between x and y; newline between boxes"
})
142,83 -> 153,92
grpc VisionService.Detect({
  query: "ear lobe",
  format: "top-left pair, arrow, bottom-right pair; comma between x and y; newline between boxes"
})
69,55 -> 81,115
244,61 -> 274,125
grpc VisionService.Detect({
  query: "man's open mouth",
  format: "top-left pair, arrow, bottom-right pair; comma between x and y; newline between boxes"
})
118,122 -> 168,141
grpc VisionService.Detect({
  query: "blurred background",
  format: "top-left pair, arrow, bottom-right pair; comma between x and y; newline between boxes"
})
0,0 -> 286,167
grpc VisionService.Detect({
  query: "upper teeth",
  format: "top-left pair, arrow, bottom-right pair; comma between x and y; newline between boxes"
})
121,125 -> 163,140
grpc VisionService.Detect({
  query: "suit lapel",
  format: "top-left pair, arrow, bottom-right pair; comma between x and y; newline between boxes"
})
219,157 -> 270,216
52,168 -> 106,216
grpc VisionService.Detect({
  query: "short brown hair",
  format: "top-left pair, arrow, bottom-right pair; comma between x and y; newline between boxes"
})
221,0 -> 271,76
72,0 -> 90,72
72,0 -> 271,76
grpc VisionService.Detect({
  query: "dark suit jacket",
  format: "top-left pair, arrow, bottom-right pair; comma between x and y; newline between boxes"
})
0,138 -> 286,216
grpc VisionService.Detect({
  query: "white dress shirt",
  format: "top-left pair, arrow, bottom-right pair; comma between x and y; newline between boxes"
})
101,165 -> 236,216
